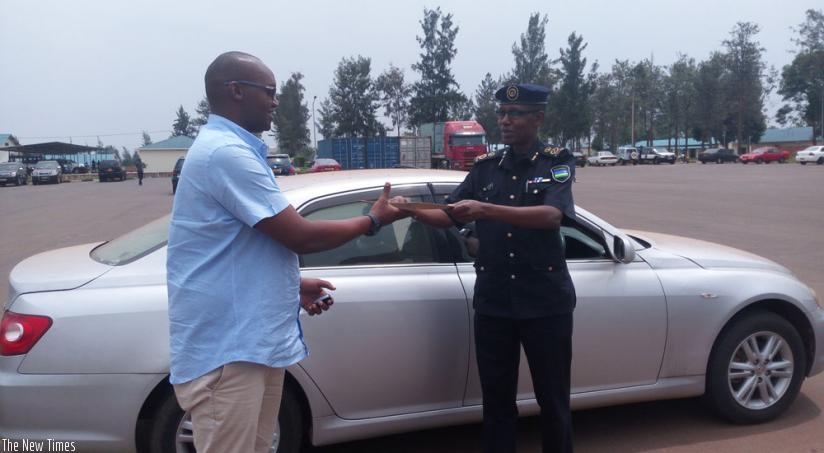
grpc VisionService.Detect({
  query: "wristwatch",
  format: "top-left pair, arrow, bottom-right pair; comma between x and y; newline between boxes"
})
364,213 -> 381,236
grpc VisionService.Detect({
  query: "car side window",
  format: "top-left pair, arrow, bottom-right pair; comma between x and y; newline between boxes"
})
301,197 -> 437,267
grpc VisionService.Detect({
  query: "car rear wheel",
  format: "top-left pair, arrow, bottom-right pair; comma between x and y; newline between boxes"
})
756,158 -> 764,164
705,311 -> 806,424
146,383 -> 303,453
778,158 -> 786,163
817,157 -> 824,165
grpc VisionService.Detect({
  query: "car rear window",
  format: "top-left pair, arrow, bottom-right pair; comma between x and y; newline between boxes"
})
90,215 -> 170,265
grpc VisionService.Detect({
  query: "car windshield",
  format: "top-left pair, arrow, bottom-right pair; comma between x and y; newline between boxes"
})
35,161 -> 59,169
267,156 -> 290,166
315,159 -> 337,166
0,163 -> 20,170
448,134 -> 485,146
90,215 -> 170,266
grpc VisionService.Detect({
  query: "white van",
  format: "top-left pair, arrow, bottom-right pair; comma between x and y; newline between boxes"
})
615,146 -> 639,165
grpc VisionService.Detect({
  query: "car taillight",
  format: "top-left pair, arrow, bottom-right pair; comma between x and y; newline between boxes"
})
0,311 -> 52,356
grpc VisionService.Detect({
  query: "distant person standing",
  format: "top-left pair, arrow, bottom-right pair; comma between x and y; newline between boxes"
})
136,158 -> 144,185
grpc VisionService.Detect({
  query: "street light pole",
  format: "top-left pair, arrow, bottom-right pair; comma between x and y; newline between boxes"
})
312,96 -> 317,151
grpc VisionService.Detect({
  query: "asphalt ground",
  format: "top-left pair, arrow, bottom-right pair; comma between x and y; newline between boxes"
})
0,163 -> 822,452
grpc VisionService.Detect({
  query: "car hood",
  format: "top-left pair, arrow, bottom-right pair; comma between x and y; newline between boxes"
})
9,242 -> 111,296
626,230 -> 791,274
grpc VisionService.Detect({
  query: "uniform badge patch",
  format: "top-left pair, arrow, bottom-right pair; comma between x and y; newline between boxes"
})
506,85 -> 519,101
551,165 -> 571,183
545,146 -> 561,156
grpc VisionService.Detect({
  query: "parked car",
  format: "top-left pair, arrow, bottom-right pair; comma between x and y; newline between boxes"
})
171,157 -> 185,194
55,159 -> 76,174
267,153 -> 296,176
309,158 -> 342,172
31,160 -> 62,185
795,145 -> 824,165
698,148 -> 739,164
98,160 -> 125,182
587,151 -> 619,166
571,151 -> 587,167
3,169 -> 821,453
0,162 -> 28,186
637,147 -> 676,164
615,146 -> 639,165
739,146 -> 790,164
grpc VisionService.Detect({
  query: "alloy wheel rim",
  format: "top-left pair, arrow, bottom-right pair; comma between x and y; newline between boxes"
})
727,330 -> 794,410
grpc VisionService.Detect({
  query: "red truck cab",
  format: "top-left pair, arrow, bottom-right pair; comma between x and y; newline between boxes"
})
439,121 -> 487,170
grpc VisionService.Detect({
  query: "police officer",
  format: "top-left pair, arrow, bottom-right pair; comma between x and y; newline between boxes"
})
410,83 -> 576,453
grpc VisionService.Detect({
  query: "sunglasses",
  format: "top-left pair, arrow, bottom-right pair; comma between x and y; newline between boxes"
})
495,109 -> 542,119
224,80 -> 277,98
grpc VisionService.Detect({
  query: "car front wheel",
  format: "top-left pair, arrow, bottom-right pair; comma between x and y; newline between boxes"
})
705,311 -> 806,424
146,384 -> 304,453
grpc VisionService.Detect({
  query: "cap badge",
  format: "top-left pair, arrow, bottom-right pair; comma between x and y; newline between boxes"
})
506,85 -> 519,101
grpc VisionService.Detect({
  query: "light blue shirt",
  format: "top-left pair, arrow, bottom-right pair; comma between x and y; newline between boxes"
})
167,114 -> 305,385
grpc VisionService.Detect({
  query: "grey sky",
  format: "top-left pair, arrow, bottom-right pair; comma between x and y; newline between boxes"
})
1,0 -> 819,151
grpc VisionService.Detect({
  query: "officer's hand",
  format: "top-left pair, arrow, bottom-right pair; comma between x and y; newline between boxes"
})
449,200 -> 485,223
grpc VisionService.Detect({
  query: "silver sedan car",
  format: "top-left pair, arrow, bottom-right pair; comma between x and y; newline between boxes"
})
2,169 -> 823,453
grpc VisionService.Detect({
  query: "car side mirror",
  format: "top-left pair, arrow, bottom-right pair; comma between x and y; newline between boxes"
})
612,235 -> 636,264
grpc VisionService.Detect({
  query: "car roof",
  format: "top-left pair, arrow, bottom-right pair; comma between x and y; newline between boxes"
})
275,168 -> 466,207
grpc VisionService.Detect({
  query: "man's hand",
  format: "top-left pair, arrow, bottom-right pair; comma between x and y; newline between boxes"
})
299,277 -> 336,316
369,182 -> 407,225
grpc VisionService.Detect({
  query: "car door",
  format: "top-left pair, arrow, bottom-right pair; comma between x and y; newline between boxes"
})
295,183 -> 472,419
461,216 -> 667,406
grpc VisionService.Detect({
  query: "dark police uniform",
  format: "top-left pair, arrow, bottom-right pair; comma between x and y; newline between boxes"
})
446,83 -> 576,453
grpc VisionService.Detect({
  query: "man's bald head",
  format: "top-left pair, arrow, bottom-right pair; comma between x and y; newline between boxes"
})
205,52 -> 264,107
202,51 -> 277,133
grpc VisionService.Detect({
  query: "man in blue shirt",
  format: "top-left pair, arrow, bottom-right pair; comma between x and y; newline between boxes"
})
167,51 -> 402,453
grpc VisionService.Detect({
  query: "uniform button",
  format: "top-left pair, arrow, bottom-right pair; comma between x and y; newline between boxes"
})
512,175 -> 517,180
509,252 -> 515,258
510,275 -> 516,280
480,266 -> 485,271
548,266 -> 553,271
509,194 -> 515,200
507,233 -> 512,238
533,189 -> 539,194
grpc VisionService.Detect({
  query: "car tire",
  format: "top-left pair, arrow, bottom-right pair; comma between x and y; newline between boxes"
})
146,383 -> 304,453
778,158 -> 786,164
800,161 -> 807,165
705,310 -> 806,424
817,157 -> 823,165
756,158 -> 764,164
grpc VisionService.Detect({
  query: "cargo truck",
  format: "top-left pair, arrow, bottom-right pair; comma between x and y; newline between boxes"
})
419,121 -> 487,170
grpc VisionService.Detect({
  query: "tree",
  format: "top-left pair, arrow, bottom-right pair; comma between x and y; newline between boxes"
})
326,56 -> 382,138
508,13 -> 554,87
171,105 -> 197,138
663,55 -> 697,151
723,22 -> 768,150
192,97 -> 210,131
778,9 -> 824,143
141,130 -> 153,146
317,98 -> 336,140
474,73 -> 501,146
548,32 -> 596,149
692,53 -> 730,146
271,72 -> 311,155
408,7 -> 467,126
375,64 -> 411,136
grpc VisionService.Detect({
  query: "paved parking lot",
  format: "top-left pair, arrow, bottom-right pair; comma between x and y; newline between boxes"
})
1,164 -> 823,452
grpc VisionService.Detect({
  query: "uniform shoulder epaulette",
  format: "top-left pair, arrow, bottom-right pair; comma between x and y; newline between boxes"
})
474,149 -> 502,163
541,146 -> 570,159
